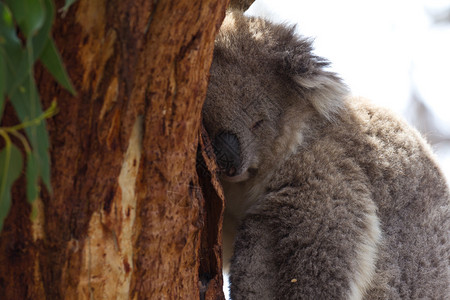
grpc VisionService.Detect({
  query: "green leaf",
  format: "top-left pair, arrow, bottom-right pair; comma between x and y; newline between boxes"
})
30,0 -> 54,61
2,0 -> 54,96
0,2 -> 17,55
0,3 -> 25,88
9,76 -> 41,125
0,144 -> 24,231
9,77 -> 52,194
2,0 -> 53,95
23,0 -> 46,37
1,4 -> 30,96
2,0 -> 73,97
3,50 -> 30,97
26,152 -> 39,203
3,0 -> 26,26
41,38 -> 76,95
0,3 -> 13,27
0,3 -> 21,46
35,124 -> 51,193
5,0 -> 46,38
0,53 -> 5,118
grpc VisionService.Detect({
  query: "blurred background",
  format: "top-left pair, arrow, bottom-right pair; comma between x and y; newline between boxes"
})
225,0 -> 450,297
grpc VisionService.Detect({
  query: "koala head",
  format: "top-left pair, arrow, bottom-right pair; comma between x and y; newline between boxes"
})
202,11 -> 348,183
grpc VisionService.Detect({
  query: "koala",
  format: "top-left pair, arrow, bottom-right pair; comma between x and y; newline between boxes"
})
202,11 -> 450,300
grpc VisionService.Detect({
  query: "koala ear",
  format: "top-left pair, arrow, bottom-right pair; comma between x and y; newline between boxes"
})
273,29 -> 349,121
293,72 -> 349,121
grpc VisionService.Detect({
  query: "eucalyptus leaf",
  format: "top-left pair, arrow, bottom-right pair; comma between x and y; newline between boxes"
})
0,2 -> 13,27
9,77 -> 52,194
26,152 -> 39,203
0,4 -> 10,117
0,3 -> 21,47
23,0 -> 46,37
2,0 -> 53,95
5,0 -> 46,38
1,3 -> 30,96
3,0 -> 26,27
3,50 -> 30,97
9,77 -> 40,124
0,3 -> 24,68
0,144 -> 24,231
29,0 -> 54,61
0,54 -> 5,117
41,38 -> 76,95
34,124 -> 51,193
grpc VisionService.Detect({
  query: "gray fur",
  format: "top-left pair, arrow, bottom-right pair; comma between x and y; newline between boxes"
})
203,11 -> 450,299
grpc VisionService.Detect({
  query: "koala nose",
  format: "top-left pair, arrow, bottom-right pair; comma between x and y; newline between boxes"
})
212,132 -> 241,177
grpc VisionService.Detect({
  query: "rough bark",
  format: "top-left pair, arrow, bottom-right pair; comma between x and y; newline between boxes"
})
197,125 -> 226,299
0,0 -> 227,299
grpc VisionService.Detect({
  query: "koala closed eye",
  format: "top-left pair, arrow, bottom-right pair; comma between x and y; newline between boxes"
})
202,10 -> 450,300
250,119 -> 264,131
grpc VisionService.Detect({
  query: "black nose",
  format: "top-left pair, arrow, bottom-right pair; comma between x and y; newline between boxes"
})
212,132 -> 241,177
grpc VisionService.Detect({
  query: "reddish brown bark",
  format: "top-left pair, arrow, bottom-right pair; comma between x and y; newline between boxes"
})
0,0 -> 227,299
198,125 -> 226,299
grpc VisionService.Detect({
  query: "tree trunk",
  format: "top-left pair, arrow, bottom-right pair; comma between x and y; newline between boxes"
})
0,0 -> 227,299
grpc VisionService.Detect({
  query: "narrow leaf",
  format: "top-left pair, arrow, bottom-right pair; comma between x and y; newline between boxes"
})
23,0 -> 46,37
41,38 -> 76,95
0,3 -> 21,47
3,0 -> 26,27
0,3 -> 21,46
0,3 -> 28,95
26,152 -> 39,203
2,0 -> 54,96
5,0 -> 46,38
0,54 -> 5,117
30,0 -> 54,61
35,124 -> 51,193
0,144 -> 24,231
9,76 -> 41,126
0,2 -> 13,27
9,77 -> 52,194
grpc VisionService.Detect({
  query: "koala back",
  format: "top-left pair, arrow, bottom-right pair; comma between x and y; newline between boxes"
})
256,97 -> 450,298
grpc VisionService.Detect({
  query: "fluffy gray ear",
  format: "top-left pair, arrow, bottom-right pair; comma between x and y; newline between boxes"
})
293,72 -> 349,121
272,28 -> 349,120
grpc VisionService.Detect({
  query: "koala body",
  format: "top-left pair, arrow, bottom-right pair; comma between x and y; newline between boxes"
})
202,11 -> 450,299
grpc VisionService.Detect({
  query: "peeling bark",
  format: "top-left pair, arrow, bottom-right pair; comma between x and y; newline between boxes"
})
0,0 -> 227,299
197,125 -> 226,299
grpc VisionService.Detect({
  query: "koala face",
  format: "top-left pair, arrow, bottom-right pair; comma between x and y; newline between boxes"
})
203,55 -> 287,182
203,12 -> 347,183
